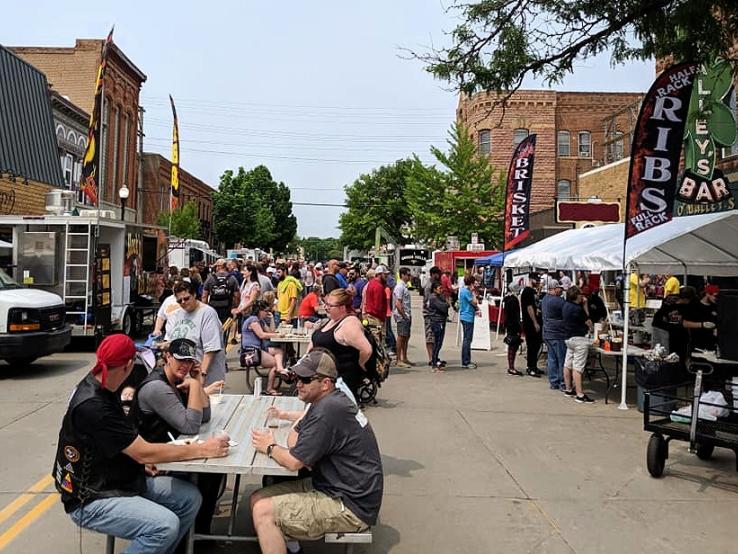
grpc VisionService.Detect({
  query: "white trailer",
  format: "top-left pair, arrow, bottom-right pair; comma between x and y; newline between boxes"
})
169,238 -> 220,269
0,213 -> 168,339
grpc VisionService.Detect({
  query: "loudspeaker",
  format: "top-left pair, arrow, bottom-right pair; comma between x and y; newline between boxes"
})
717,290 -> 738,361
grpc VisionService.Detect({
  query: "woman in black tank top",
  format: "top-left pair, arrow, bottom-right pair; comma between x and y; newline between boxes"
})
309,288 -> 373,397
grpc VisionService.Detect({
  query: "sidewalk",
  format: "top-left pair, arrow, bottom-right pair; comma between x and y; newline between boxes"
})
211,305 -> 738,553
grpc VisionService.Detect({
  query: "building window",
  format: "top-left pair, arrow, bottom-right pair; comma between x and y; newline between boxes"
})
121,114 -> 130,188
578,131 -> 591,157
111,106 -> 120,199
78,135 -> 86,148
61,153 -> 74,188
557,179 -> 571,200
478,129 -> 491,155
558,131 -> 571,156
513,128 -> 529,145
56,125 -> 65,139
73,160 -> 83,189
607,131 -> 625,163
101,101 -> 110,199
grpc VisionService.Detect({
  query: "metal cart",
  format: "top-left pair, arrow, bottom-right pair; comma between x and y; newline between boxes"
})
643,352 -> 738,477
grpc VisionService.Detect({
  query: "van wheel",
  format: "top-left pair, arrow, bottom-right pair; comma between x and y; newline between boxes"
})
122,311 -> 134,337
10,357 -> 37,368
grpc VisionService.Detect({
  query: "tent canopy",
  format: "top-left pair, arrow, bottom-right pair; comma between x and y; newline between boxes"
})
473,250 -> 517,267
503,211 -> 738,277
0,240 -> 11,248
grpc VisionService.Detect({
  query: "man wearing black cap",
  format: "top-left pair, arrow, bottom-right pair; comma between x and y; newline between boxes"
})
133,338 -> 226,535
250,348 -> 383,554
53,335 -> 230,554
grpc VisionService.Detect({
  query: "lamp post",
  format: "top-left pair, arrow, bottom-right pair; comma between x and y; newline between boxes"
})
118,183 -> 129,222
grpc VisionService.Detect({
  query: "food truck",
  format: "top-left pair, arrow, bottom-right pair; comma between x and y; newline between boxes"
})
0,210 -> 168,340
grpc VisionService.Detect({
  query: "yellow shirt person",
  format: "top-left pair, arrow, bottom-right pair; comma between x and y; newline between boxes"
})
629,272 -> 648,309
664,275 -> 680,297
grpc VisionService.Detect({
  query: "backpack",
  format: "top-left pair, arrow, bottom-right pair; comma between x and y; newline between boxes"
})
361,320 -> 389,383
208,275 -> 232,308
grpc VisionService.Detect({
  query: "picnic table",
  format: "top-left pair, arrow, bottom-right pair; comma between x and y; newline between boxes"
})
158,393 -> 305,553
270,331 -> 313,358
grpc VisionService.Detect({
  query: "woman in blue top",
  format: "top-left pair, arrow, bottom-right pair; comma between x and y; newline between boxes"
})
459,274 -> 481,369
241,300 -> 287,395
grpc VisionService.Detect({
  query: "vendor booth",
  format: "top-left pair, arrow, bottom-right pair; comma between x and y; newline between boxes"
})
502,211 -> 738,409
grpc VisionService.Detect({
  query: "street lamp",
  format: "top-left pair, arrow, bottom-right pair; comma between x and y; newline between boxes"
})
118,183 -> 129,221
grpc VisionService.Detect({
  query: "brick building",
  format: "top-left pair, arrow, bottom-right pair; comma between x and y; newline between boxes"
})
141,153 -> 215,245
13,39 -> 147,221
51,90 -> 89,199
457,89 -> 643,241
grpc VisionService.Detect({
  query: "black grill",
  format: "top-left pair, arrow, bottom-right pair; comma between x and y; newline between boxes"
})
38,305 -> 66,331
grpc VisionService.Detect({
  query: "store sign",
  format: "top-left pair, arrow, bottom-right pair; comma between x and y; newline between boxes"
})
676,59 -> 737,216
625,62 -> 698,238
556,201 -> 620,224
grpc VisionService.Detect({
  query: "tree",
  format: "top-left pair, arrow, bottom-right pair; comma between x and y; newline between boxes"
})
406,123 -> 505,247
338,159 -> 415,250
296,236 -> 344,262
157,200 -> 201,239
212,165 -> 296,251
415,1 -> 738,95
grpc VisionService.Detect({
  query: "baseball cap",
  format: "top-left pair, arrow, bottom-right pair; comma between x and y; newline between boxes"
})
547,279 -> 560,289
704,284 -> 720,295
291,348 -> 338,379
338,261 -> 348,269
169,338 -> 199,361
374,265 -> 389,274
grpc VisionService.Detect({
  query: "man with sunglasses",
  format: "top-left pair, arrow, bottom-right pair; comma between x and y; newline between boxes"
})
250,348 -> 383,554
165,281 -> 226,386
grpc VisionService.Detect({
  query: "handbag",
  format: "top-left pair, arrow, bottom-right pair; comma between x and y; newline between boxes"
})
504,334 -> 521,348
240,346 -> 261,368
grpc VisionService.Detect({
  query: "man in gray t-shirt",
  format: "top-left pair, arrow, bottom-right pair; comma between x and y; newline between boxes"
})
166,281 -> 226,386
251,348 -> 383,548
393,268 -> 413,367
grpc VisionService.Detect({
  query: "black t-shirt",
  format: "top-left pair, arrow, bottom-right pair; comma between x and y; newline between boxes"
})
684,300 -> 718,351
520,286 -> 540,328
290,390 -> 383,525
562,301 -> 589,338
322,273 -> 340,295
503,294 -> 521,334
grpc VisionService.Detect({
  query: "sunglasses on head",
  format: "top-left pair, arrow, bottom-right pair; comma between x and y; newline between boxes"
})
176,295 -> 192,304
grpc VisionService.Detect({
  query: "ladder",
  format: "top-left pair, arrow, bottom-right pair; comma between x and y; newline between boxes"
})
63,221 -> 93,335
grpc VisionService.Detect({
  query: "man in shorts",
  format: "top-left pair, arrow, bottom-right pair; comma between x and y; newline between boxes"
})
562,286 -> 595,403
422,266 -> 442,365
393,267 -> 413,367
250,348 -> 383,554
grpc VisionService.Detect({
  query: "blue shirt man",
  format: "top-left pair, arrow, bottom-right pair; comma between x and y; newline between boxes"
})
540,280 -> 566,390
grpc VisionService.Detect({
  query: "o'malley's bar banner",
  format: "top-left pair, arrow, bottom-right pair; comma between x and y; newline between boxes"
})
80,27 -> 114,206
503,134 -> 536,250
169,94 -> 180,210
624,61 -> 698,239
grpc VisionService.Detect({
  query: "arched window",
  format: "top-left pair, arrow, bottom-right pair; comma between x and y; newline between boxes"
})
557,179 -> 571,200
67,130 -> 77,143
78,135 -> 87,148
513,128 -> 529,145
56,125 -> 65,138
578,131 -> 591,157
478,129 -> 491,155
557,131 -> 571,156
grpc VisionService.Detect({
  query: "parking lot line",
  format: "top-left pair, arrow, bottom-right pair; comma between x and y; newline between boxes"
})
0,493 -> 58,551
0,475 -> 53,527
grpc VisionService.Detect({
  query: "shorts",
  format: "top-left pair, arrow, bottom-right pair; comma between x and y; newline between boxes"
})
396,318 -> 411,337
564,336 -> 591,373
256,478 -> 368,541
423,317 -> 434,344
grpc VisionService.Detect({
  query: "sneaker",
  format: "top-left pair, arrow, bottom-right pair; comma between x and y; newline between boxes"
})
574,394 -> 595,403
438,360 -> 447,367
396,360 -> 412,368
562,389 -> 577,398
527,369 -> 542,378
433,362 -> 446,372
507,368 -> 523,376
461,363 -> 477,369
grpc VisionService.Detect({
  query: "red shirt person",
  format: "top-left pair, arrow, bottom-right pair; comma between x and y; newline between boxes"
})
363,266 -> 389,322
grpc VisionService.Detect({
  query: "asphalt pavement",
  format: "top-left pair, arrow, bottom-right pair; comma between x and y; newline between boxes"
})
1,308 -> 738,553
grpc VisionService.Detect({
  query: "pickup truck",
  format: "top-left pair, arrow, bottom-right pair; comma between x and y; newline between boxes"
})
0,268 -> 71,367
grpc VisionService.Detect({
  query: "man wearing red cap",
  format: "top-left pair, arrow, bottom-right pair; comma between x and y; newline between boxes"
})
682,284 -> 720,351
52,334 -> 230,553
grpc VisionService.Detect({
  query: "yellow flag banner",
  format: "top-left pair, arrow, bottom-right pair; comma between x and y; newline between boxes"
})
80,27 -> 114,206
169,94 -> 180,210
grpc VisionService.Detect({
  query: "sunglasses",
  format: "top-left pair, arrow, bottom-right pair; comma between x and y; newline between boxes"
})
176,295 -> 192,304
297,374 -> 325,385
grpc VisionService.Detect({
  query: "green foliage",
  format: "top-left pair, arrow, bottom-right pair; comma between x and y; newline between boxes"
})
212,166 -> 297,252
415,0 -> 738,95
338,159 -> 414,250
157,200 -> 201,239
296,236 -> 344,262
406,123 -> 505,247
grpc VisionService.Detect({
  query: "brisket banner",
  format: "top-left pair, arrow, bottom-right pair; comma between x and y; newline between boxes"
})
624,61 -> 698,239
169,94 -> 180,210
80,27 -> 114,206
503,134 -> 536,250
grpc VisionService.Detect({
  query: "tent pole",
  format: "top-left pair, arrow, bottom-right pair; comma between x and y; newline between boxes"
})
619,262 -> 632,410
496,277 -> 505,341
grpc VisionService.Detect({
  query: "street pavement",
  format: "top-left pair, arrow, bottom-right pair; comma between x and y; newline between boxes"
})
1,308 -> 738,553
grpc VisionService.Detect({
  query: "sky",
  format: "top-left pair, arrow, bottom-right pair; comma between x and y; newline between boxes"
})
6,1 -> 657,239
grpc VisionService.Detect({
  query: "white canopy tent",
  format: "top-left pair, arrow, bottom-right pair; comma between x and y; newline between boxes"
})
503,211 -> 738,408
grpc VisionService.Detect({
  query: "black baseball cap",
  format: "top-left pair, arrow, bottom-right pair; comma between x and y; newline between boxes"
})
169,338 -> 199,361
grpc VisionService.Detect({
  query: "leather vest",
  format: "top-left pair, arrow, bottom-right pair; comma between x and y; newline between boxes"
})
52,374 -> 144,513
132,369 -> 186,444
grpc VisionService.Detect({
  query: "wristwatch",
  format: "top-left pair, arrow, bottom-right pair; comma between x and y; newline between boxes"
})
266,443 -> 277,459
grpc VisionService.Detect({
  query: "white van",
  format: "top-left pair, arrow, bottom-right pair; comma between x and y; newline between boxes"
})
0,268 -> 71,367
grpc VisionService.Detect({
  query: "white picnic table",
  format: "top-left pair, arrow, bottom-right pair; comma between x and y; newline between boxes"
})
158,393 -> 305,552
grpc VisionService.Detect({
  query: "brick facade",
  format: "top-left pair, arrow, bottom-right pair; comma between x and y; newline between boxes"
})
141,153 -> 215,245
457,89 -> 643,239
13,40 -> 146,215
0,176 -> 55,216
